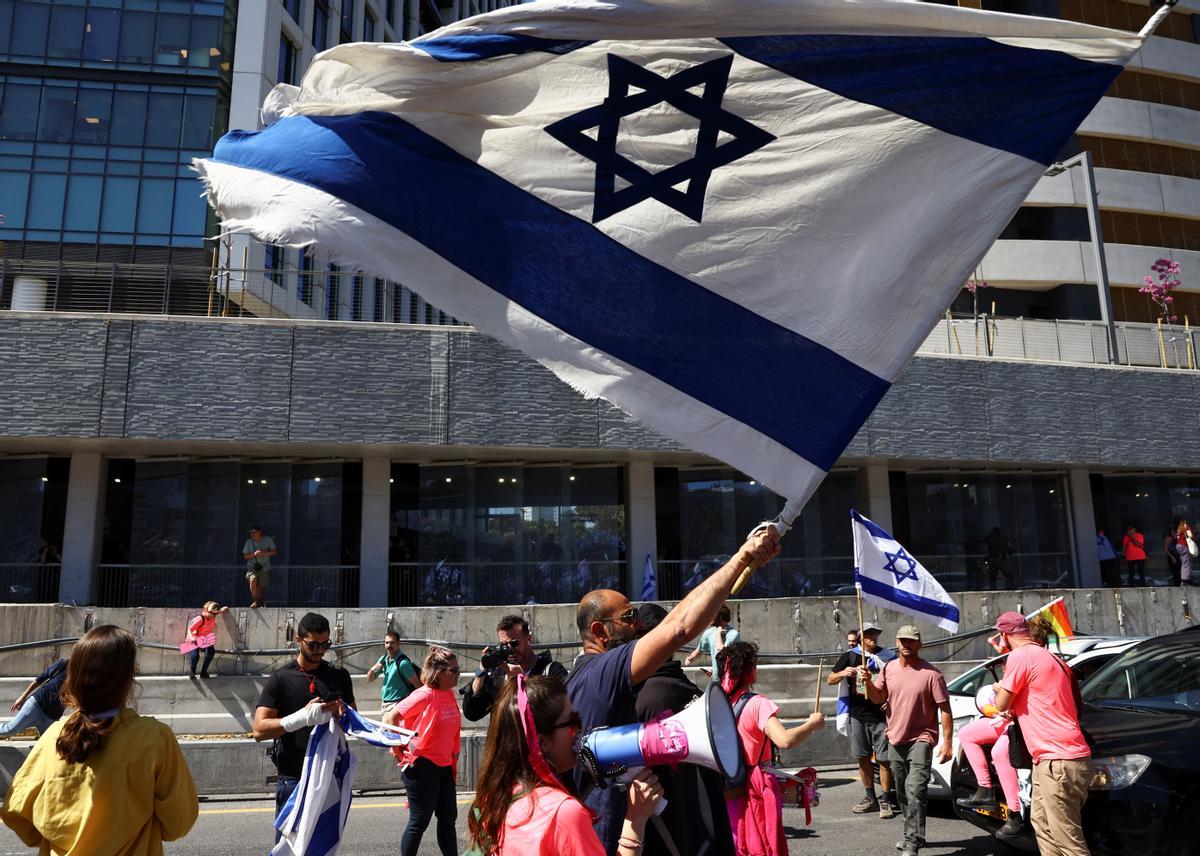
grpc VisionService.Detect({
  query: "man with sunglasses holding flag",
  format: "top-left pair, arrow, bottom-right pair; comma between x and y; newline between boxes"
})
253,612 -> 357,836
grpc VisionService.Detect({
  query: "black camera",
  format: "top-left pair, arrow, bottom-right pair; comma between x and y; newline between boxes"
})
252,561 -> 264,572
480,639 -> 520,670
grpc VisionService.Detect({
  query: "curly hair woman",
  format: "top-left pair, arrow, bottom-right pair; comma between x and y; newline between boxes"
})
0,625 -> 197,855
717,641 -> 824,856
467,675 -> 662,855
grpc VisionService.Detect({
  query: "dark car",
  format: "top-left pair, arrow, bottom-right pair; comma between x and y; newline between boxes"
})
952,626 -> 1200,855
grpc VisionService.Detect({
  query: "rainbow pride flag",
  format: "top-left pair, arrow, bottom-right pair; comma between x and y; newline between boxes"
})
1026,596 -> 1075,639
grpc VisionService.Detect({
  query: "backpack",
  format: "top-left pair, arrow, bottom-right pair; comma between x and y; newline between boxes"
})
724,692 -> 778,792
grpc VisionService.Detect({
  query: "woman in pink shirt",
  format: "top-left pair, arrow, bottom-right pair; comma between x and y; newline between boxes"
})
183,601 -> 227,678
387,646 -> 463,856
717,641 -> 825,856
466,675 -> 662,856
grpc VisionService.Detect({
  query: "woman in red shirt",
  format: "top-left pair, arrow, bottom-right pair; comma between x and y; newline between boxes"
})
466,675 -> 662,856
1121,524 -> 1147,587
387,646 -> 463,856
183,601 -> 227,678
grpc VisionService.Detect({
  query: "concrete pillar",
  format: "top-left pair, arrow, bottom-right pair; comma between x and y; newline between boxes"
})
359,457 -> 392,607
626,461 -> 657,598
1067,468 -> 1102,588
59,452 -> 105,605
858,462 -> 893,533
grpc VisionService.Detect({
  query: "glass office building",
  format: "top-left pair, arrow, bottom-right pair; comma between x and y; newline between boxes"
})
0,0 -> 234,264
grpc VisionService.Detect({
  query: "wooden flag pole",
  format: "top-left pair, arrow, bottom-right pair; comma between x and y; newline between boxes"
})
855,585 -> 867,692
814,658 -> 826,713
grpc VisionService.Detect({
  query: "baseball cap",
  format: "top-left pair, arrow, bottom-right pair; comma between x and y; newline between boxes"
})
861,621 -> 882,634
995,612 -> 1029,634
896,625 -> 921,640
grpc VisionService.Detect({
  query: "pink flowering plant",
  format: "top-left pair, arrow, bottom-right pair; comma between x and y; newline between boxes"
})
1139,257 -> 1182,323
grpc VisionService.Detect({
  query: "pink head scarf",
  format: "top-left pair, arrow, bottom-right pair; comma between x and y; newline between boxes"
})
515,674 -> 564,789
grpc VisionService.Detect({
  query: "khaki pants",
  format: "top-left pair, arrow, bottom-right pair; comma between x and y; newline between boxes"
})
1031,758 -> 1092,856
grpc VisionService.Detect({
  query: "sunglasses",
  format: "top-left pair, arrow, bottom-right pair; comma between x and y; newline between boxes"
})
443,666 -> 461,674
554,711 -> 583,733
300,639 -> 333,651
600,607 -> 636,625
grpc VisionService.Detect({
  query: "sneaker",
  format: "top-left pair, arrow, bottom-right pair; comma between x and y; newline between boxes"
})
996,814 -> 1026,840
250,600 -> 260,609
853,794 -> 880,814
878,798 -> 896,819
200,672 -> 213,679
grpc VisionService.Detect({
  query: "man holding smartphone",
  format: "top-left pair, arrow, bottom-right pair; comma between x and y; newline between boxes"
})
252,612 -> 356,833
460,614 -> 566,721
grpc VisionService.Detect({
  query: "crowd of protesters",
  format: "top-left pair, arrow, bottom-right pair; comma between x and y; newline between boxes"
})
0,523 -> 1094,856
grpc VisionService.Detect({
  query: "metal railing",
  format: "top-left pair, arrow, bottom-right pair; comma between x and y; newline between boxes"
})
0,258 -> 466,325
0,564 -> 61,603
388,560 -> 628,606
920,315 -> 1200,370
657,551 -> 1077,600
94,564 -> 360,608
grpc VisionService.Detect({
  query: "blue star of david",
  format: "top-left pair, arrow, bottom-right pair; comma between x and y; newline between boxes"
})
882,548 -> 919,585
544,53 -> 775,223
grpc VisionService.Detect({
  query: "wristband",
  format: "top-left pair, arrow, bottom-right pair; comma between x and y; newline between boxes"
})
280,704 -> 331,733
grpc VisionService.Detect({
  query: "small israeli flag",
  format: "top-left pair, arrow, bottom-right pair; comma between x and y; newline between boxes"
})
834,645 -> 896,736
852,510 -> 960,633
640,553 -> 658,601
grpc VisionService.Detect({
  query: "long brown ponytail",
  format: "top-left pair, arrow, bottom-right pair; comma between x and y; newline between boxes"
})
56,625 -> 137,764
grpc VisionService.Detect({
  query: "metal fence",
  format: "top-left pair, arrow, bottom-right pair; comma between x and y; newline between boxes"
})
0,258 -> 466,325
921,315 -> 1200,370
0,564 -> 61,603
388,560 -> 628,606
93,565 -> 359,608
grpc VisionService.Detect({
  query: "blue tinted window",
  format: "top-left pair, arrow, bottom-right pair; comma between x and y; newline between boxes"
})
109,90 -> 147,146
37,86 -> 77,144
364,10 -> 375,42
313,0 -> 329,51
47,5 -> 85,59
340,0 -> 353,42
63,174 -> 103,231
188,16 -> 220,69
10,2 -> 49,58
0,83 -> 41,141
284,0 -> 301,22
27,173 -> 67,229
0,0 -> 13,55
100,175 -> 137,231
145,93 -> 182,147
155,14 -> 189,66
278,34 -> 296,85
83,7 -> 121,63
136,178 -> 174,233
172,177 -> 206,236
181,93 -> 214,148
0,171 -> 29,225
118,11 -> 155,64
74,88 -> 112,144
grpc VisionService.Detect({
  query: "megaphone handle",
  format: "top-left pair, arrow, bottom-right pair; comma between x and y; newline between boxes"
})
654,795 -> 668,816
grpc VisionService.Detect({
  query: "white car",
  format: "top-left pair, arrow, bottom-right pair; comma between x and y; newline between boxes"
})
926,636 -> 1144,802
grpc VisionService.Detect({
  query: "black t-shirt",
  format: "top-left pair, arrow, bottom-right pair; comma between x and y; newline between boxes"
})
832,649 -> 886,723
256,660 -> 357,779
33,659 -> 68,719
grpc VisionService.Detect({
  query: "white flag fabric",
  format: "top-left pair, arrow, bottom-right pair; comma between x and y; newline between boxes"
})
197,0 -> 1142,509
834,645 -> 896,736
273,709 -> 415,855
852,510 -> 960,633
641,553 -> 658,601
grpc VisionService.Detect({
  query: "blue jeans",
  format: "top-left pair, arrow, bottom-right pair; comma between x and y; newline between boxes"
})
401,757 -> 457,856
274,775 -> 300,843
0,697 -> 55,736
187,646 -> 215,676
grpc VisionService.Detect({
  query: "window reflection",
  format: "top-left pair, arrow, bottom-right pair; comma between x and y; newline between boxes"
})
48,5 -> 86,60
0,83 -> 40,140
10,2 -> 49,58
118,11 -> 156,64
37,86 -> 76,143
64,174 -> 104,231
27,173 -> 67,229
74,88 -> 113,144
181,93 -> 215,148
84,7 -> 121,63
155,15 -> 190,66
109,89 -> 148,146
145,93 -> 183,147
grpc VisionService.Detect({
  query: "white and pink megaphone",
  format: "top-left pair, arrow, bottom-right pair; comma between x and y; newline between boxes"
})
579,682 -> 744,790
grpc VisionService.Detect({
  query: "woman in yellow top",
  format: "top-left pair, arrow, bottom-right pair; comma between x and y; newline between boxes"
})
1,625 -> 198,855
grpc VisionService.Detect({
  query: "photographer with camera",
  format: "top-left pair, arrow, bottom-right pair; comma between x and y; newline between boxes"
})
460,615 -> 567,722
242,525 -> 276,609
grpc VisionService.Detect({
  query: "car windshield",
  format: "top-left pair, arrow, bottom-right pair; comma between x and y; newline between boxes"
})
1082,643 -> 1200,713
949,658 -> 1006,695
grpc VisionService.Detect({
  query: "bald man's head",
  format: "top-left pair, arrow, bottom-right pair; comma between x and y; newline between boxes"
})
576,589 -> 637,649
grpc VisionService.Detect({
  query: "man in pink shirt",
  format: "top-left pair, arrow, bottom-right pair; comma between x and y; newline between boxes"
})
862,625 -> 952,856
994,612 -> 1092,856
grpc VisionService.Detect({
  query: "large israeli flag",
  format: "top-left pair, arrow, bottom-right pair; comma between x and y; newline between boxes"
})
197,0 -> 1142,509
852,509 -> 960,632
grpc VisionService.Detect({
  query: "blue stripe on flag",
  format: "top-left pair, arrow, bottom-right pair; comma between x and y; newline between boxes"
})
213,113 -> 890,471
855,573 -> 962,624
721,35 -> 1122,166
851,508 -> 893,541
413,34 -> 593,62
